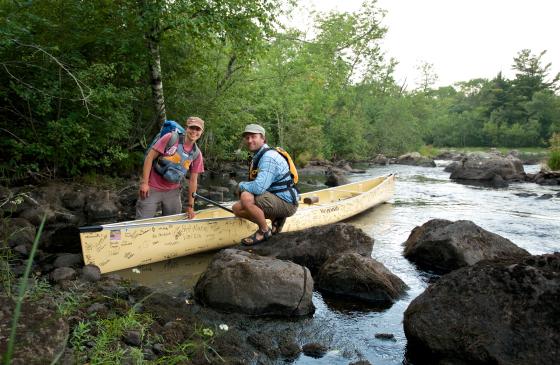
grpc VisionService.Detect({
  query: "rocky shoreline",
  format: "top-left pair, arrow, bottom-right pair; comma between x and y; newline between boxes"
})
1,151 -> 559,364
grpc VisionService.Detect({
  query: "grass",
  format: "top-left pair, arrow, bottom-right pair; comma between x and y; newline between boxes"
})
3,214 -> 46,365
82,310 -> 153,364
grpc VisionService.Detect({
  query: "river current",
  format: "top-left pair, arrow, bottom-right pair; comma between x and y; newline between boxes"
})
117,162 -> 560,364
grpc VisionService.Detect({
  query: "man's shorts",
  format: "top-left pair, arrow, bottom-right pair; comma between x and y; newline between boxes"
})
255,191 -> 297,218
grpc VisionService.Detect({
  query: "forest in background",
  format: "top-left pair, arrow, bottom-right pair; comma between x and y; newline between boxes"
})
1,0 -> 559,183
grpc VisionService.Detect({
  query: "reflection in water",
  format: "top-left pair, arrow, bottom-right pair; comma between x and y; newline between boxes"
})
114,163 -> 560,365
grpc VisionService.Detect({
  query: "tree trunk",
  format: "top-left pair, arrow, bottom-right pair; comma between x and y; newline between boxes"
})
146,33 -> 166,126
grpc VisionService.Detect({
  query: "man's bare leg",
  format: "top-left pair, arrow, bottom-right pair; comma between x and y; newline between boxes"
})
232,192 -> 270,240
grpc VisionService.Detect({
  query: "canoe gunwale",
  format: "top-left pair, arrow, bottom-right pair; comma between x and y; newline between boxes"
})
82,173 -> 394,233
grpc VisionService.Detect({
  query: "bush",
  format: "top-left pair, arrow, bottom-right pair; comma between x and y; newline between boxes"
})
418,145 -> 440,158
548,133 -> 560,170
547,150 -> 560,170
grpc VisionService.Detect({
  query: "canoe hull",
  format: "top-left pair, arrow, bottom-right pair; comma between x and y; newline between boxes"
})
80,174 -> 395,273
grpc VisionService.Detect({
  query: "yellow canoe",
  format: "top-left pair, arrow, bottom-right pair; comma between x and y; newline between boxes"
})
79,174 -> 395,273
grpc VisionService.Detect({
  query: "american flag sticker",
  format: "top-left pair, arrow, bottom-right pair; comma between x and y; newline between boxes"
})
110,230 -> 121,241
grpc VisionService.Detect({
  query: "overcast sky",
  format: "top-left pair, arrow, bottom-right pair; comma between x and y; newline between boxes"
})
290,0 -> 559,89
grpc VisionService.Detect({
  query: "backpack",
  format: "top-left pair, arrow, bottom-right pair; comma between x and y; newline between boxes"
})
145,120 -> 185,156
249,147 -> 299,203
146,120 -> 200,183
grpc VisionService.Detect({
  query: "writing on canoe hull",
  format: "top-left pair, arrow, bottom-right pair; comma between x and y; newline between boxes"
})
80,219 -> 256,272
320,206 -> 339,214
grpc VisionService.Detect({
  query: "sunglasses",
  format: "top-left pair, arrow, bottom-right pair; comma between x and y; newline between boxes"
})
187,125 -> 203,131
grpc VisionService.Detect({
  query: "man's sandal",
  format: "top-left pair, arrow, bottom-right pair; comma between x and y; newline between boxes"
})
271,217 -> 287,235
241,228 -> 272,246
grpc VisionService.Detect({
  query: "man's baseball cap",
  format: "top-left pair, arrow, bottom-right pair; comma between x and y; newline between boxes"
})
186,116 -> 204,130
242,123 -> 265,136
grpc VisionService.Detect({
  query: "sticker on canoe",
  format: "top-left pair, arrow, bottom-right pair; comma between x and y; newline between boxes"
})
110,230 -> 121,241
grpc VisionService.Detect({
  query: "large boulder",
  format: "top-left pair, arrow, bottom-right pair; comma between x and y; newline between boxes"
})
194,249 -> 314,316
238,223 -> 374,274
85,190 -> 119,222
404,253 -> 560,365
324,168 -> 350,187
395,152 -> 436,167
404,219 -> 529,274
316,253 -> 407,306
0,295 -> 69,365
450,152 -> 525,184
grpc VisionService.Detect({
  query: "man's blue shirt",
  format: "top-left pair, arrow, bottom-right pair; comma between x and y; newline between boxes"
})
239,144 -> 298,204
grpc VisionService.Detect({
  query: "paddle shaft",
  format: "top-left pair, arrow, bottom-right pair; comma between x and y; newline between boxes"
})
192,192 -> 234,214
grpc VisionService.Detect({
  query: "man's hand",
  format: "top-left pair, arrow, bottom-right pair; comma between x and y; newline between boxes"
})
186,205 -> 196,219
139,182 -> 150,199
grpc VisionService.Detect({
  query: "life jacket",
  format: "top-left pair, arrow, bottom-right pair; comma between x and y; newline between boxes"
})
153,134 -> 200,183
249,147 -> 299,203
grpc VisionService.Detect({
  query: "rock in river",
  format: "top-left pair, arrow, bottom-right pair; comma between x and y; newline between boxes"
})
316,253 -> 407,306
238,223 -> 374,275
194,249 -> 314,316
450,152 -> 525,185
404,219 -> 529,274
404,253 -> 560,365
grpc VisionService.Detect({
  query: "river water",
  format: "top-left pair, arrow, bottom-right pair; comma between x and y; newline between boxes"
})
116,162 -> 560,364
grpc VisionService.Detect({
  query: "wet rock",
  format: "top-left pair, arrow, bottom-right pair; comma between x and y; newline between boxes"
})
207,191 -> 224,202
97,280 -> 128,298
0,295 -> 69,365
278,337 -> 301,359
122,330 -> 142,347
450,152 -> 525,184
61,190 -> 87,211
317,253 -> 407,306
19,206 -> 57,226
1,217 -> 35,247
46,225 -> 81,253
526,169 -> 560,185
85,191 -> 119,222
404,219 -> 529,274
349,361 -> 372,365
162,321 -> 186,344
515,192 -> 538,197
325,169 -> 350,187
212,186 -> 230,193
404,253 -> 560,365
395,152 -> 436,167
87,302 -> 108,314
302,343 -> 328,358
239,223 -> 374,274
143,348 -> 157,361
194,249 -> 314,316
53,253 -> 83,268
51,267 -> 77,282
537,193 -> 553,200
443,161 -> 459,173
436,151 -> 463,161
81,265 -> 101,282
13,244 -> 30,256
375,333 -> 396,341
152,343 -> 165,355
247,333 -> 279,358
372,154 -> 389,165
491,174 -> 508,188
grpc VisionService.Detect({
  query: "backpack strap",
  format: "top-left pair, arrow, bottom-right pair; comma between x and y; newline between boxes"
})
252,148 -> 298,204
